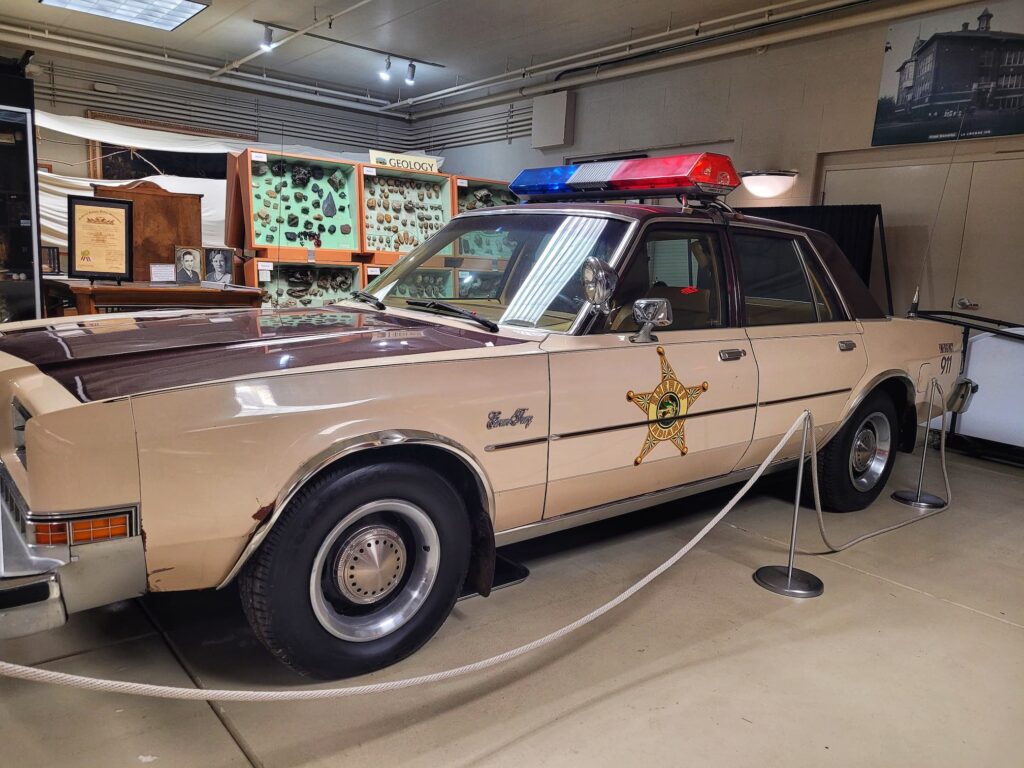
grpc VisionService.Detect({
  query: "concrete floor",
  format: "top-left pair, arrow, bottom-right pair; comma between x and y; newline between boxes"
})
1,448 -> 1022,768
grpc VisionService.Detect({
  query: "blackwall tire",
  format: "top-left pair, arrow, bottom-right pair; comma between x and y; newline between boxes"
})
817,391 -> 899,513
238,461 -> 471,679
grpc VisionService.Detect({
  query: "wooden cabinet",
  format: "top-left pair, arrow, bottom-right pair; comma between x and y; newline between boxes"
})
92,181 -> 203,283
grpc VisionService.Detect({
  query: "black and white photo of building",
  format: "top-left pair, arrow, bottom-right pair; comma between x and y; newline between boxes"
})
873,3 -> 1024,146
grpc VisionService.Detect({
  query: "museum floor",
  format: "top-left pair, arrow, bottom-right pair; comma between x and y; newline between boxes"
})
1,448 -> 1021,768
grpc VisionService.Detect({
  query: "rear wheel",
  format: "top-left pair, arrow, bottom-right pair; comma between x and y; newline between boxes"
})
239,461 -> 471,679
817,391 -> 899,512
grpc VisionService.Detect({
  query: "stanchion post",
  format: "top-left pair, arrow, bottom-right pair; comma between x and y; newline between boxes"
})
753,411 -> 824,598
891,377 -> 947,510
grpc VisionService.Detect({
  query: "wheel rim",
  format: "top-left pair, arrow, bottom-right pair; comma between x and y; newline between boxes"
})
309,500 -> 440,643
848,412 -> 892,492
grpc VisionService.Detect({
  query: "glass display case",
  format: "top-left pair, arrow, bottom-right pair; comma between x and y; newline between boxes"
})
247,151 -> 360,255
452,176 -> 517,262
0,105 -> 41,321
255,263 -> 362,309
360,165 -> 452,256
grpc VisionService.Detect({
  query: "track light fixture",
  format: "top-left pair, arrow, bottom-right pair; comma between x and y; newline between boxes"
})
379,56 -> 392,81
405,61 -> 416,86
260,25 -> 274,52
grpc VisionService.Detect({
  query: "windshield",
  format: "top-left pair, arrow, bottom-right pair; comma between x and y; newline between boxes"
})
365,213 -> 630,331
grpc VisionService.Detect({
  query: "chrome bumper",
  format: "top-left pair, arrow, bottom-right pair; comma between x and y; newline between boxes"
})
947,376 -> 978,415
0,462 -> 147,641
0,572 -> 66,639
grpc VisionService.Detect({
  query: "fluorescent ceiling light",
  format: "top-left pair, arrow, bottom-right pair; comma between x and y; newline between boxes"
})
38,0 -> 209,31
739,170 -> 798,198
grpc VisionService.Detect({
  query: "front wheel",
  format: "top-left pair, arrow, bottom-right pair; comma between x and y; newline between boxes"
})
239,461 -> 471,679
817,391 -> 899,512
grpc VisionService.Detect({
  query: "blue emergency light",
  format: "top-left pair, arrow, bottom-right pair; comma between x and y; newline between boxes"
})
509,153 -> 741,202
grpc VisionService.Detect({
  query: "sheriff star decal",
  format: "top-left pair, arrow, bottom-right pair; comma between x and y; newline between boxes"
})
626,346 -> 709,466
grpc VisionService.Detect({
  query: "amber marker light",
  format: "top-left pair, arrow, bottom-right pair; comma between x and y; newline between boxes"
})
30,513 -> 131,545
31,522 -> 68,546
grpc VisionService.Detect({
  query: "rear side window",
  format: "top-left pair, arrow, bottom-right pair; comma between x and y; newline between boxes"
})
734,233 -> 834,326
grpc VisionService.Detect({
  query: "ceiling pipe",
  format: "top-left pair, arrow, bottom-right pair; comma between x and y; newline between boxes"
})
0,22 -> 389,106
210,0 -> 378,77
253,19 -> 445,69
0,27 -> 396,117
410,0 -> 974,120
380,0 -> 867,112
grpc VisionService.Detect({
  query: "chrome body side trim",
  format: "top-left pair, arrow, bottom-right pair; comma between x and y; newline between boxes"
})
495,460 -> 796,547
217,430 -> 496,588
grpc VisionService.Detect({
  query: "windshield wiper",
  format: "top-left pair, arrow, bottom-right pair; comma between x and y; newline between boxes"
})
348,290 -> 385,310
404,299 -> 499,332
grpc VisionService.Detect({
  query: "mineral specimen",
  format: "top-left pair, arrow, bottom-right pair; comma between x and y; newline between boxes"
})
311,166 -> 324,180
287,214 -> 299,227
323,192 -> 337,217
285,232 -> 298,242
339,224 -> 352,235
290,164 -> 312,188
327,168 -> 345,193
327,224 -> 336,235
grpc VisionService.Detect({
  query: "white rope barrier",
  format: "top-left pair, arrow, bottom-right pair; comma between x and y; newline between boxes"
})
0,413 -> 811,701
0,399 -> 955,702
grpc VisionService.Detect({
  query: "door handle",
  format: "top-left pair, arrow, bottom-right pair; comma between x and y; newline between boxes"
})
719,348 -> 747,361
956,297 -> 979,310
838,340 -> 857,352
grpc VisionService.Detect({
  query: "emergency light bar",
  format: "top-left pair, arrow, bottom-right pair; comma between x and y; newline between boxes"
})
509,153 -> 741,202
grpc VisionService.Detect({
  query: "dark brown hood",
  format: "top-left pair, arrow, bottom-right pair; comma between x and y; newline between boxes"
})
0,307 -> 521,402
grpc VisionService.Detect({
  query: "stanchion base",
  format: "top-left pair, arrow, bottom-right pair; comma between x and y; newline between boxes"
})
753,565 -> 824,598
890,489 -> 946,510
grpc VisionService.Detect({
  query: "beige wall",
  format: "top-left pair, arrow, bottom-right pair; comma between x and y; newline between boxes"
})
433,21 -> 1024,319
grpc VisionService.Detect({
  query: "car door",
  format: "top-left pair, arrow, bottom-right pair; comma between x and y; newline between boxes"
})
542,222 -> 758,519
731,226 -> 868,468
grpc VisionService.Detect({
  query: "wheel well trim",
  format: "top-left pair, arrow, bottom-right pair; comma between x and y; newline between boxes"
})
823,369 -> 915,451
217,430 -> 495,589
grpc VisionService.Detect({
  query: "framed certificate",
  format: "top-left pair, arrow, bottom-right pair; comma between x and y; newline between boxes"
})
67,196 -> 133,282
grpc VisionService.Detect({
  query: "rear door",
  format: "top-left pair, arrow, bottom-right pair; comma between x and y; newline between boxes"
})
732,226 -> 867,467
542,222 -> 758,519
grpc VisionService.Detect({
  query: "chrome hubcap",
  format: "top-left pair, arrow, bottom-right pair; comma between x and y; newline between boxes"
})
335,526 -> 407,605
310,500 -> 440,643
848,412 -> 892,492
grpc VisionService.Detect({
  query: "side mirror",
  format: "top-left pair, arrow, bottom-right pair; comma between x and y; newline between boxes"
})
630,298 -> 673,343
581,257 -> 617,313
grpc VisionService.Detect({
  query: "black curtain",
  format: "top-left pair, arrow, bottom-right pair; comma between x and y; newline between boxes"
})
737,204 -> 881,287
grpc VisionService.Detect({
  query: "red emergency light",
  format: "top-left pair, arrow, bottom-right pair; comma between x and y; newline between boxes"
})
509,153 -> 741,201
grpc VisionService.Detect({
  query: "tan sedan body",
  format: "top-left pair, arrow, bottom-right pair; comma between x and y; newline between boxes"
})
0,204 -> 968,676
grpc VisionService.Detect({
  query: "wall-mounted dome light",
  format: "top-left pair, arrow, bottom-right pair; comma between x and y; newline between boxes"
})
739,170 -> 798,198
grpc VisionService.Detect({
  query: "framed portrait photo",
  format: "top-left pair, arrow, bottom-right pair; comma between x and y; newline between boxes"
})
67,196 -> 133,282
204,247 -> 235,285
174,245 -> 203,284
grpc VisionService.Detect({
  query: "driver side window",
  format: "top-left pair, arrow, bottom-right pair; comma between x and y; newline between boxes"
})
597,227 -> 727,333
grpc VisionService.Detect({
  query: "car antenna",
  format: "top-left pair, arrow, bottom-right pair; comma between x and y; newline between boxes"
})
907,109 -> 966,318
